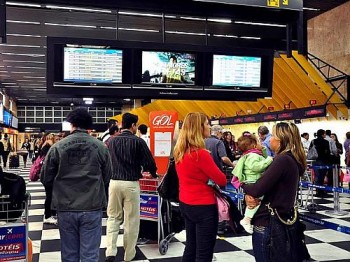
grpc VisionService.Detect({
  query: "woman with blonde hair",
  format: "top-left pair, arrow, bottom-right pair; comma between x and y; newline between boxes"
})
242,122 -> 307,262
174,112 -> 226,262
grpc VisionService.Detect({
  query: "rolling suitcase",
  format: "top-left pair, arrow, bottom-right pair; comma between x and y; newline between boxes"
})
9,154 -> 20,169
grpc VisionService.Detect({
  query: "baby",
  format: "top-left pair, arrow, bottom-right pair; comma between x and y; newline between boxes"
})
231,134 -> 273,234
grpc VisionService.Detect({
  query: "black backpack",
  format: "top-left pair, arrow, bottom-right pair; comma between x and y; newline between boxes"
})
0,171 -> 26,221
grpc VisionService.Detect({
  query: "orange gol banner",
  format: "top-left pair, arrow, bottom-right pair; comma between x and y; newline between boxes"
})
149,111 -> 178,176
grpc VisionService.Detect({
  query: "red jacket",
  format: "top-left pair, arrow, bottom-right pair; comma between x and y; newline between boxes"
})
176,148 -> 226,205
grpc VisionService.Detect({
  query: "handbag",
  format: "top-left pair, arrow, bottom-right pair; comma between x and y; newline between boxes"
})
343,170 -> 350,182
267,204 -> 311,262
29,155 -> 45,182
157,158 -> 179,202
307,141 -> 318,160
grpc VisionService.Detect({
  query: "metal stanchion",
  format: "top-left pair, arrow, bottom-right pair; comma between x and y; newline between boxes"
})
325,165 -> 349,216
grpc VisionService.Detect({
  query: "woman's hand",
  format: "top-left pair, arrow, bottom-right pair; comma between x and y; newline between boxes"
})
245,195 -> 261,209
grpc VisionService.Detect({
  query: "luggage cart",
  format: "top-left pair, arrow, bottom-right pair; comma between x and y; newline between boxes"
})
139,178 -> 177,255
139,177 -> 183,255
0,193 -> 30,262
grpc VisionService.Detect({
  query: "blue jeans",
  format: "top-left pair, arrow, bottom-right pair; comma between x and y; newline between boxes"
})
252,218 -> 301,262
58,210 -> 102,262
179,202 -> 218,262
252,225 -> 271,262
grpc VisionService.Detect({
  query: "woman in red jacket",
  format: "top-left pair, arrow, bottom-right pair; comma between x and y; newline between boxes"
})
174,112 -> 226,262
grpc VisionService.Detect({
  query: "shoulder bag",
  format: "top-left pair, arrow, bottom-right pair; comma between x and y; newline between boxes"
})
157,157 -> 179,202
307,141 -> 318,160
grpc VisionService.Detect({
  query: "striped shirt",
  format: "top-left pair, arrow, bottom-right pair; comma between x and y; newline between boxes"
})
108,130 -> 157,181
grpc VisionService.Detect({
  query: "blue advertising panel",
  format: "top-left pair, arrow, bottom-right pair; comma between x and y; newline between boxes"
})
3,110 -> 12,126
140,194 -> 158,220
0,224 -> 27,261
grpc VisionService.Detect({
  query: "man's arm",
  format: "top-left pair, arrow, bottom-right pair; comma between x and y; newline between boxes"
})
140,139 -> 157,177
221,156 -> 235,167
40,147 -> 58,188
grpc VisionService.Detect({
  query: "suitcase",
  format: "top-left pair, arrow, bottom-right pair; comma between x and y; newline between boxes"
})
9,155 -> 20,168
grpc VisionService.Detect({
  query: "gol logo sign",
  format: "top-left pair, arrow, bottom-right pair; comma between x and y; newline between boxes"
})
152,115 -> 174,126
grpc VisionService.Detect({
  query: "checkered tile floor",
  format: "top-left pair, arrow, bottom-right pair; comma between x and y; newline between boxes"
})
5,164 -> 350,261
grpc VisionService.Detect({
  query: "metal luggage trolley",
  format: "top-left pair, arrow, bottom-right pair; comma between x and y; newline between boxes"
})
0,193 -> 30,262
139,177 -> 173,255
298,160 -> 318,213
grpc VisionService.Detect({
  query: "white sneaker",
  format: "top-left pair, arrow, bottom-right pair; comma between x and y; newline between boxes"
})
44,216 -> 58,225
240,220 -> 253,234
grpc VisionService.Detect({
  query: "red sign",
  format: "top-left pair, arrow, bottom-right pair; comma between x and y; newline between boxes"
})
304,108 -> 325,117
149,111 -> 178,176
309,99 -> 317,105
263,114 -> 277,121
267,106 -> 274,111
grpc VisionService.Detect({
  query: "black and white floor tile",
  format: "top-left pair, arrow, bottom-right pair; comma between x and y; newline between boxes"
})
5,164 -> 350,261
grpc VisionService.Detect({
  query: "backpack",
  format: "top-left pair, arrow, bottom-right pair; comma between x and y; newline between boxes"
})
29,155 -> 45,182
0,171 -> 26,221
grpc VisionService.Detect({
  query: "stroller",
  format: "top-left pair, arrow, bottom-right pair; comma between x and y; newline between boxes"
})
159,199 -> 185,255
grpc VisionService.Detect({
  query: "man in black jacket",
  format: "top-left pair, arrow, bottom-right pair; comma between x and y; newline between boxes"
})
41,108 -> 113,262
105,113 -> 157,262
312,129 -> 331,197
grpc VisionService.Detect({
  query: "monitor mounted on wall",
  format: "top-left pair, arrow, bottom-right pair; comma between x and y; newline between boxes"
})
212,55 -> 262,88
63,47 -> 123,84
141,51 -> 196,86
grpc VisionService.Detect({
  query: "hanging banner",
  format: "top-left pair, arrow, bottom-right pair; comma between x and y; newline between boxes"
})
149,111 -> 178,176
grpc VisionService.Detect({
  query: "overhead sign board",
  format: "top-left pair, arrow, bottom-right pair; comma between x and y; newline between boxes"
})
193,0 -> 303,11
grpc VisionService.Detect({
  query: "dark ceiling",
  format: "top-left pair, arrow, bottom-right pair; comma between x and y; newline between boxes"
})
0,0 -> 348,106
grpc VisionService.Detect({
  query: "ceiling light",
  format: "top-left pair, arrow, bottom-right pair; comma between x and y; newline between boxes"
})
11,71 -> 33,74
23,76 -> 45,79
240,36 -> 261,40
14,66 -> 45,69
235,21 -> 286,27
2,82 -> 17,85
83,97 -> 94,101
3,60 -> 45,64
303,7 -> 320,11
44,23 -> 97,28
207,18 -> 231,23
7,33 -> 42,38
180,16 -> 206,21
45,5 -> 112,13
123,98 -> 131,101
1,53 -> 45,57
118,11 -> 162,18
165,30 -> 206,36
0,44 -> 41,48
213,34 -> 238,38
32,89 -> 46,91
118,27 -> 159,33
7,20 -> 40,25
6,2 -> 41,7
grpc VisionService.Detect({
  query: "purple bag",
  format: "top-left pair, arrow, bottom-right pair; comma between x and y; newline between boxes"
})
29,155 -> 45,182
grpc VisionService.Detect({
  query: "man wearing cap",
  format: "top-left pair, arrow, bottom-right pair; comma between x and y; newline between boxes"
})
205,124 -> 235,171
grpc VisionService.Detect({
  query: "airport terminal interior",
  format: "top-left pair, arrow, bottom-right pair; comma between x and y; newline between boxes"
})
0,0 -> 350,261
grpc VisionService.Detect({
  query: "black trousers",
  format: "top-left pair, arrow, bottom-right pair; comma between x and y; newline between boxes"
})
2,151 -> 10,167
180,202 -> 218,262
44,185 -> 56,219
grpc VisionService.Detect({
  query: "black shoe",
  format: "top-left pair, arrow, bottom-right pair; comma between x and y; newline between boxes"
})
105,256 -> 115,262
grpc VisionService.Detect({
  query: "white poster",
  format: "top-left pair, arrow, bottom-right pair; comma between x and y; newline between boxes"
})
154,132 -> 172,157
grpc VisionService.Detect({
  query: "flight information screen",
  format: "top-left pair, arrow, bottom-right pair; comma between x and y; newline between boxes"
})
212,55 -> 261,87
64,47 -> 123,83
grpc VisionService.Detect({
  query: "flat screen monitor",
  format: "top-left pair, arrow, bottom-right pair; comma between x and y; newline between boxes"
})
3,110 -> 12,126
63,47 -> 123,83
141,51 -> 196,85
212,55 -> 261,87
11,116 -> 18,129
